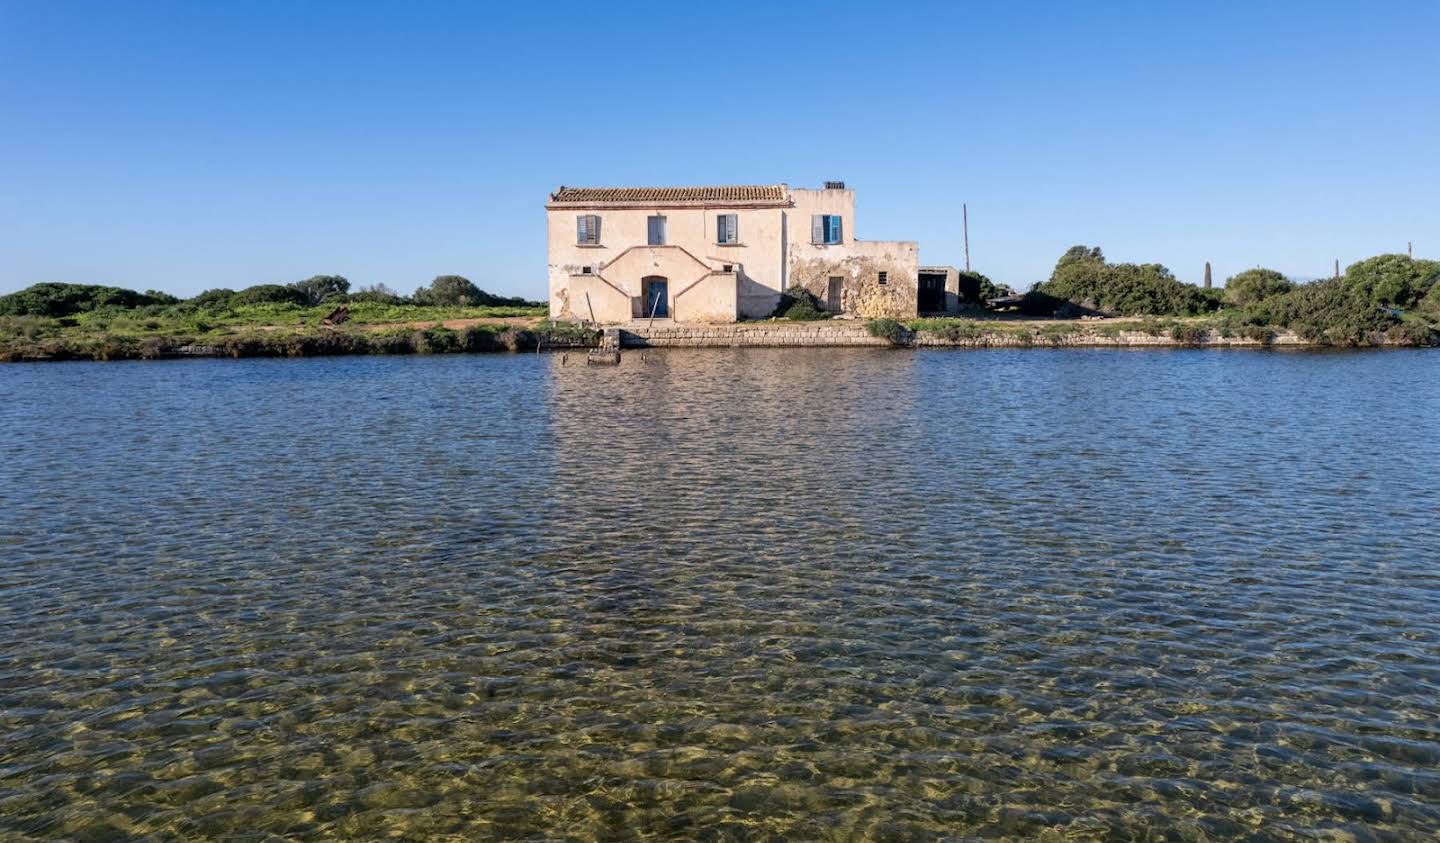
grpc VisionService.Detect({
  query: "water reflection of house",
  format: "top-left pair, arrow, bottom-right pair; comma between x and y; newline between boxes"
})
546,182 -> 963,323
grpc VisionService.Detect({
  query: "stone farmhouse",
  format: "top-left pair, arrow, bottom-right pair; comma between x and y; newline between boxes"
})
546,182 -> 962,323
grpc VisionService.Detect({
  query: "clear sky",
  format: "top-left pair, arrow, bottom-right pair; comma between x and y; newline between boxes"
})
2,1 -> 1437,299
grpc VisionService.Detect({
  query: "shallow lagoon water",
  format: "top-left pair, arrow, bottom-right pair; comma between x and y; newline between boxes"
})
1,348 -> 1438,841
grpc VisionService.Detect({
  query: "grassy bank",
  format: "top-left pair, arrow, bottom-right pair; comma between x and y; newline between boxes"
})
0,302 -> 602,362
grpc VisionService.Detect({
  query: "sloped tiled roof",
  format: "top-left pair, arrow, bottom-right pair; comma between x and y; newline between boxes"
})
549,185 -> 788,206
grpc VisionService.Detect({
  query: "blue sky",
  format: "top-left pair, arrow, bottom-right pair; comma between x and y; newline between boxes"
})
1,1 -> 1436,298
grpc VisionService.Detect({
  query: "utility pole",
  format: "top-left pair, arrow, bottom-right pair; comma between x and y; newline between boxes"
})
963,203 -> 971,272
1203,261 -> 1212,289
1409,241 -> 1413,258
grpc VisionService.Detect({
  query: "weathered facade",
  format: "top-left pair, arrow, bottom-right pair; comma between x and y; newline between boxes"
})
547,182 -> 956,323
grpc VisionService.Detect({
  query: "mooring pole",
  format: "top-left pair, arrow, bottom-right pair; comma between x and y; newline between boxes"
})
963,203 -> 971,272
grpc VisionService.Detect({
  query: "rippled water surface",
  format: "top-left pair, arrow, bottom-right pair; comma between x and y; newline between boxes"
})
2,349 -> 1439,841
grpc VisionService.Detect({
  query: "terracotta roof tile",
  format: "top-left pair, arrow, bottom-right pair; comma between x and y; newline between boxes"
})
549,185 -> 788,205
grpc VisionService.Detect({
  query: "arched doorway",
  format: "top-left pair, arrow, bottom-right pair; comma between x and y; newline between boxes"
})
641,276 -> 669,318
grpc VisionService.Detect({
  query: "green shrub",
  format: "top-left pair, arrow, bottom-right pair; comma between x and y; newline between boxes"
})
931,321 -> 985,342
865,318 -> 907,345
1225,268 -> 1295,306
1170,323 -> 1208,344
771,288 -> 830,321
415,326 -> 462,353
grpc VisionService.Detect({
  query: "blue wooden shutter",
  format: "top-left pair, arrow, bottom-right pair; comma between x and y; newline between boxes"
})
827,215 -> 842,244
577,215 -> 587,244
811,215 -> 823,244
648,216 -> 663,245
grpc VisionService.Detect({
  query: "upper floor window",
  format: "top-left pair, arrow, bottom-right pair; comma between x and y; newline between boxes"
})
811,214 -> 843,245
878,271 -> 888,285
647,215 -> 666,246
716,213 -> 738,245
576,214 -> 601,245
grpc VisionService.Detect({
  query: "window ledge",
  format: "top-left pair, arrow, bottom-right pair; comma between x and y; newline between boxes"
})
715,242 -> 745,247
575,243 -> 606,248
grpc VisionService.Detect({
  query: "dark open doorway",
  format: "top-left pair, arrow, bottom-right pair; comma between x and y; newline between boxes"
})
918,271 -> 947,312
826,276 -> 844,313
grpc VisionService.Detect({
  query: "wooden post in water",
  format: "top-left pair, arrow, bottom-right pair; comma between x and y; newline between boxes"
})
963,204 -> 971,272
1204,261 -> 1212,289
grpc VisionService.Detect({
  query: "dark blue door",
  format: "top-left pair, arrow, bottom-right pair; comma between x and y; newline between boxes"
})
643,278 -> 668,317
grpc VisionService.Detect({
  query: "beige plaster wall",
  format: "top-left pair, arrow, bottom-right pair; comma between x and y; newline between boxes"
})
565,274 -> 633,323
547,207 -> 783,320
673,271 -> 738,323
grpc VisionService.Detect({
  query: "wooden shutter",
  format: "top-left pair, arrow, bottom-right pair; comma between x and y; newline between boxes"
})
723,214 -> 737,244
833,216 -> 842,244
811,215 -> 823,244
577,215 -> 587,244
591,215 -> 600,244
648,216 -> 663,245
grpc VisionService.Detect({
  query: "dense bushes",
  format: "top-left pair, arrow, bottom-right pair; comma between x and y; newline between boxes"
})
771,287 -> 830,320
0,283 -> 171,317
1226,255 -> 1440,346
0,320 -> 599,362
412,275 -> 538,307
229,284 -> 310,307
1033,246 -> 1219,317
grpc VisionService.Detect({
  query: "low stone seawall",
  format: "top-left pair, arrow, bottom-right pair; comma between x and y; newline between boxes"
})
620,323 -> 889,348
617,322 -> 1310,349
912,329 -> 1309,348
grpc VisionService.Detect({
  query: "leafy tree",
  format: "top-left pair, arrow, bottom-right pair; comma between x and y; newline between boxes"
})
1225,269 -> 1295,306
290,275 -> 350,306
1339,254 -> 1440,309
956,270 -> 999,303
1055,245 -> 1105,271
413,275 -> 483,306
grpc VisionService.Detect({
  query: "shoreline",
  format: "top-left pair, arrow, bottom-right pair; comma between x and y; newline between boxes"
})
3,318 -> 1433,362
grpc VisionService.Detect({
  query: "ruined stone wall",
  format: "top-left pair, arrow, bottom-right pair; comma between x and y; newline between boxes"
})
788,241 -> 920,318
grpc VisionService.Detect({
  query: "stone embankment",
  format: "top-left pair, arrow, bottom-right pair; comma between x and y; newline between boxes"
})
618,322 -> 1308,349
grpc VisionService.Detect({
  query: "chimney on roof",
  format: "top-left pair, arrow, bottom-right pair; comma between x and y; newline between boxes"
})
824,180 -> 846,190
